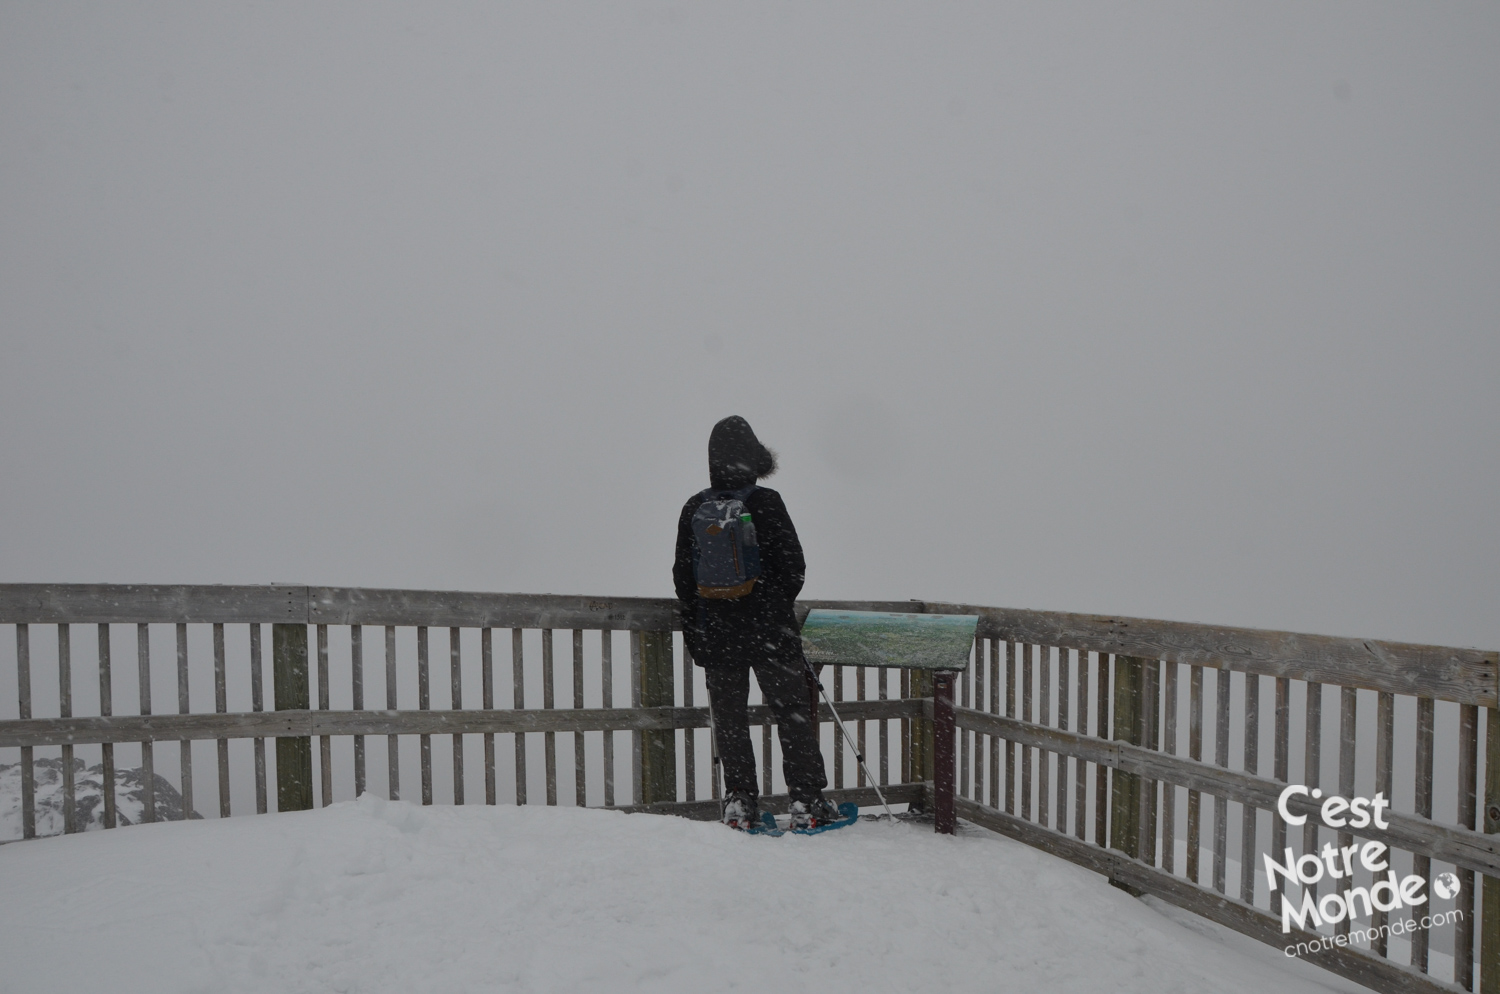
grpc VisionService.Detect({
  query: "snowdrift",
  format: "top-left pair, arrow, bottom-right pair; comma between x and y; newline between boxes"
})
0,797 -> 1373,993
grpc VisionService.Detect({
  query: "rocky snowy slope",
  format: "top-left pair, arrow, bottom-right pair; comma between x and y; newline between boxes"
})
0,796 -> 1375,994
0,758 -> 199,840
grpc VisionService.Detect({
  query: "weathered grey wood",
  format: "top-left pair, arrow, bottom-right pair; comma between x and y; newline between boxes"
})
482,628 -> 495,806
1022,645 -> 1033,822
1273,677 -> 1290,865
273,624 -> 312,813
1337,685 -> 1357,940
137,623 -> 156,823
602,631 -> 616,806
1373,689 -> 1395,957
920,600 -> 1498,708
177,623 -> 193,821
318,625 -> 331,807
542,629 -> 557,806
1163,662 -> 1178,873
251,624 -> 267,814
310,588 -> 677,631
573,629 -> 586,807
17,625 -> 35,839
386,626 -> 399,801
59,624 -> 76,833
418,627 -> 433,806
1240,673 -> 1259,903
972,641 -> 984,801
1057,647 -> 1070,832
1141,660 -> 1160,865
214,623 -> 229,818
883,665 -> 894,789
1484,707 -> 1500,994
637,631 -> 677,805
1457,703 -> 1477,989
954,797 -> 1467,994
451,627 -> 464,806
1095,651 -> 1108,846
1110,655 -> 1147,857
1074,649 -> 1086,839
1304,682 -> 1323,905
0,698 -> 918,747
513,629 -> 526,806
1187,664 -> 1203,882
1414,695 -> 1435,971
0,585 -> 309,624
1213,667 -> 1229,893
1039,646 -> 1052,829
682,640 -> 695,802
951,705 -> 1500,878
352,625 -> 366,799
959,652 -> 969,798
99,623 -> 116,828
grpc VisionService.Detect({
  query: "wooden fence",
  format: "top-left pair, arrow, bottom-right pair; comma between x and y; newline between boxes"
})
1,585 -> 1496,994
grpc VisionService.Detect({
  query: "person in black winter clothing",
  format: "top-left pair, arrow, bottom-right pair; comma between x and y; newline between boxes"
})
673,416 -> 837,830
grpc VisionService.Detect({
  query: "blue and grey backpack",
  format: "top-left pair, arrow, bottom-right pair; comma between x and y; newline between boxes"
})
691,486 -> 762,599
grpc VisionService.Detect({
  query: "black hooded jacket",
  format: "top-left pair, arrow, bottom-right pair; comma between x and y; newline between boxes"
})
673,417 -> 806,667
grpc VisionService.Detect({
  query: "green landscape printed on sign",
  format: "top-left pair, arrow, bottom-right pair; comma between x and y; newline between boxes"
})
800,610 -> 979,671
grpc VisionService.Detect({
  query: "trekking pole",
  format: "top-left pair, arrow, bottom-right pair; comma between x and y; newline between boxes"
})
803,657 -> 894,819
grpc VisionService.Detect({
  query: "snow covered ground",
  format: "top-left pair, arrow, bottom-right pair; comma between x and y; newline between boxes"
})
0,796 -> 1375,993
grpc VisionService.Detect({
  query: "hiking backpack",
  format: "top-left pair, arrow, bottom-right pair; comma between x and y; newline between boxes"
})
691,486 -> 762,599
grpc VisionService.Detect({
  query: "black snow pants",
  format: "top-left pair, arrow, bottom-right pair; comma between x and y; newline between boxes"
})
706,653 -> 828,805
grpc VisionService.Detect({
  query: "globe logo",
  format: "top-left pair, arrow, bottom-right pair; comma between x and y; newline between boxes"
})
1433,872 -> 1462,900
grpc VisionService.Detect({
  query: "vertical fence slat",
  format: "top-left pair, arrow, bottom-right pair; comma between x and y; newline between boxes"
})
482,628 -> 495,805
1186,665 -> 1203,882
1413,695 -> 1435,970
1239,673 -> 1260,903
833,665 -> 844,790
318,624 -> 331,807
1143,661 -> 1160,864
1039,646 -> 1052,829
1212,666 -> 1230,893
992,644 -> 1003,812
1372,690 -> 1395,955
1272,677 -> 1290,867
386,626 -> 399,801
1483,707 -> 1500,994
137,623 -> 155,823
214,623 -> 229,818
352,625 -> 366,799
573,629 -> 586,807
451,627 -> 464,806
1022,644 -> 1034,822
973,640 -> 985,802
59,624 -> 76,833
418,627 -> 432,806
602,631 -> 616,806
959,650 -> 969,799
542,629 -> 557,806
1057,647 -> 1070,834
513,629 -> 526,806
176,623 -> 193,821
1094,651 -> 1108,846
17,624 -> 34,839
1457,703 -> 1477,989
682,639 -> 695,803
1074,649 -> 1087,841
99,624 -> 117,828
1163,661 -> 1178,873
1303,682 -> 1323,906
251,624 -> 267,814
881,665 -> 892,789
1336,685 -> 1357,940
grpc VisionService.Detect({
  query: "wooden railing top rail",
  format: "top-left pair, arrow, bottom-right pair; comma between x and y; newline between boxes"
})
2,585 -> 1494,706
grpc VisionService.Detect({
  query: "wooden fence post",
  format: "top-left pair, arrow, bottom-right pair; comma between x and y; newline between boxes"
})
1110,655 -> 1153,858
636,630 -> 677,806
907,668 -> 934,811
273,623 -> 313,812
1482,706 -> 1500,993
933,671 -> 956,834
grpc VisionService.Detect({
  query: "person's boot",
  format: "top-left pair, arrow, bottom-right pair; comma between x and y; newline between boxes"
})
788,797 -> 841,831
721,790 -> 758,830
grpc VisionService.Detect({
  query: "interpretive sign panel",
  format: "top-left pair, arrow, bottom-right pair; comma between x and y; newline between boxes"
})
800,609 -> 978,671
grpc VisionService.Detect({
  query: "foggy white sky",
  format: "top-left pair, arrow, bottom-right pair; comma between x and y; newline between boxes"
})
2,3 -> 1496,650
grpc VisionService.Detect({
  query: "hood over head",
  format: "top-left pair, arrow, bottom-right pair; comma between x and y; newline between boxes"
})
708,416 -> 777,490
